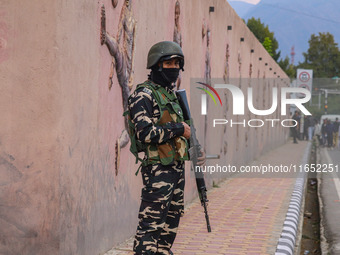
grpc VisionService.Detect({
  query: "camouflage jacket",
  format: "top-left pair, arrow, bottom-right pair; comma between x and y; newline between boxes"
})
128,80 -> 189,165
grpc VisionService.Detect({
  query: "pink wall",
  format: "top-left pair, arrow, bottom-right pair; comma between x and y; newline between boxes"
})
0,0 -> 288,254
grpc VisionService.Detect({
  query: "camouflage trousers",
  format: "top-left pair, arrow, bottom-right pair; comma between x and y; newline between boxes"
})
133,161 -> 185,255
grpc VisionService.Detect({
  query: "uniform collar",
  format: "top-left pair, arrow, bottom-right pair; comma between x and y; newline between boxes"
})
147,79 -> 174,94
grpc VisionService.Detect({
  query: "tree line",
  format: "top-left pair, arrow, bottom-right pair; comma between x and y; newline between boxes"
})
246,17 -> 340,79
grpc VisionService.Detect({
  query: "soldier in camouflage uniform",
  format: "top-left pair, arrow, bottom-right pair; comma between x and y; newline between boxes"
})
128,41 -> 204,255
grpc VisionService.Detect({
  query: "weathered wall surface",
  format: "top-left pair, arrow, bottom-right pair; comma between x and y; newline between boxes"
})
0,0 -> 289,254
0,0 -> 60,254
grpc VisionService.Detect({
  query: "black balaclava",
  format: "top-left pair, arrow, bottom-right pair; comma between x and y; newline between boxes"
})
149,61 -> 181,89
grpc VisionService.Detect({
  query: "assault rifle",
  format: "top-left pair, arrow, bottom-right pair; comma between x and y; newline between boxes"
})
176,89 -> 216,233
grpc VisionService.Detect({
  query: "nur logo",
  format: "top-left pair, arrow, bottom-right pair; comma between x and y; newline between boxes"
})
196,82 -> 222,115
196,82 -> 312,116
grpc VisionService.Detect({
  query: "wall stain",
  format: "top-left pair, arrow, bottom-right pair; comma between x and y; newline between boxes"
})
0,155 -> 22,186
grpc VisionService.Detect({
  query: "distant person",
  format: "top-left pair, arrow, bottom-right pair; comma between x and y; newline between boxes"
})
333,118 -> 339,148
307,116 -> 315,140
338,124 -> 340,149
314,120 -> 321,144
326,120 -> 334,149
291,111 -> 300,144
321,119 -> 328,146
303,116 -> 309,140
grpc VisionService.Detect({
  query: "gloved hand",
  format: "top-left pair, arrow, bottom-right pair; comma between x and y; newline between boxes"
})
182,121 -> 191,139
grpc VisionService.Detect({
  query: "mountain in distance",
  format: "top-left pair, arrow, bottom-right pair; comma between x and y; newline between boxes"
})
227,1 -> 256,19
233,0 -> 340,65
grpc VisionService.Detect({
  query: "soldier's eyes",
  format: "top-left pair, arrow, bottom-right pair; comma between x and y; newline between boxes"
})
163,60 -> 180,67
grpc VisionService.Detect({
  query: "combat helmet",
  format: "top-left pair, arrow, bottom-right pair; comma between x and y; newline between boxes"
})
147,41 -> 184,70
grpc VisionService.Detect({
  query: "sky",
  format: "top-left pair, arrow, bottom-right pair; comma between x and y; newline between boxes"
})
229,0 -> 261,4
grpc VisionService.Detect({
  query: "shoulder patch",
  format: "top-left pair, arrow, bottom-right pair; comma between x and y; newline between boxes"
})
142,87 -> 152,95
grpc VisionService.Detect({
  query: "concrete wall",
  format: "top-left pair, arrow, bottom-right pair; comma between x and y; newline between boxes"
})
0,1 -> 60,254
0,0 -> 289,254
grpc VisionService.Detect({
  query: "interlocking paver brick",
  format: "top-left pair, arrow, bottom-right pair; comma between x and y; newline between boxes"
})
172,141 -> 308,255
104,141 -> 308,255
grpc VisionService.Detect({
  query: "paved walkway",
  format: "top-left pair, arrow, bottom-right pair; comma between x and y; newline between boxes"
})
105,140 -> 309,255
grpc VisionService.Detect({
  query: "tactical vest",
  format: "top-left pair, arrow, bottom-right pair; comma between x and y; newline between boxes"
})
125,80 -> 189,173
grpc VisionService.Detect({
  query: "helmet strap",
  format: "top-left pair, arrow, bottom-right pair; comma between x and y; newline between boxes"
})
158,63 -> 163,72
